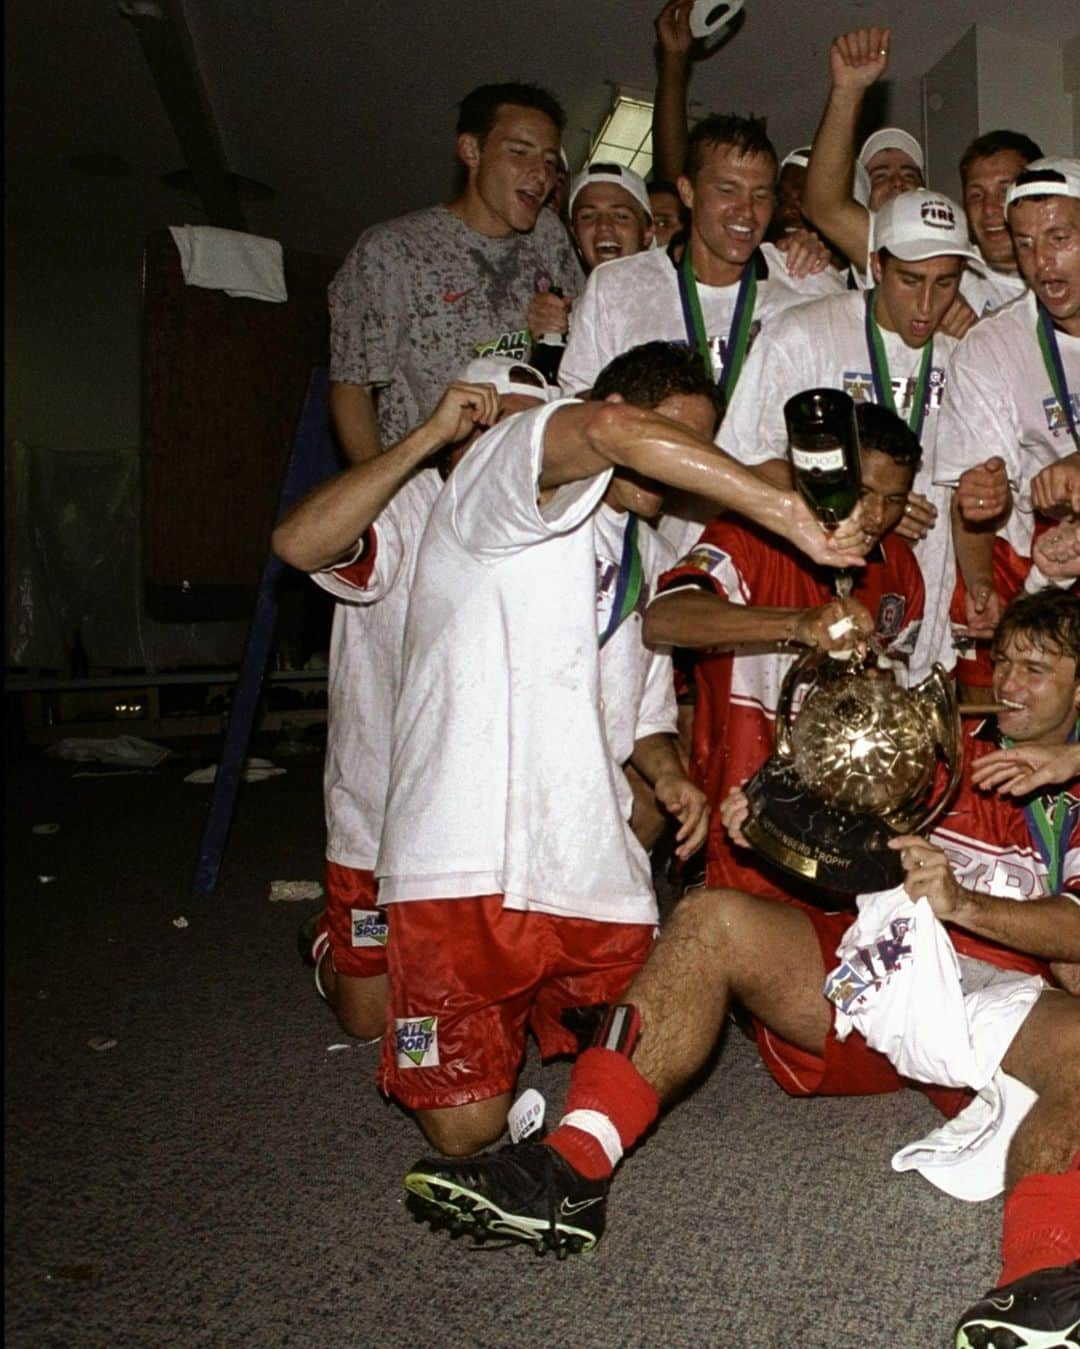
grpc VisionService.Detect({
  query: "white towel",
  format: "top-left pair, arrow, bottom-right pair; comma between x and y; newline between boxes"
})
824,884 -> 1044,1199
169,225 -> 287,303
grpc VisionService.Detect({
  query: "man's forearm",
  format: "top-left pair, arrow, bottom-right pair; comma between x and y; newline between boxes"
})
949,891 -> 1080,964
630,731 -> 687,787
644,590 -> 805,650
951,495 -> 998,594
804,88 -> 870,267
272,419 -> 443,572
653,50 -> 691,181
329,381 -> 382,464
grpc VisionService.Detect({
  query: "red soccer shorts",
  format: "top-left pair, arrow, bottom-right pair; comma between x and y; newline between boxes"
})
321,861 -> 389,979
378,894 -> 655,1112
753,903 -> 973,1119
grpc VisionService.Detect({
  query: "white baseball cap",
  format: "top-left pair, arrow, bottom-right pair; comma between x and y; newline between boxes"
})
859,128 -> 926,175
568,162 -> 653,221
458,356 -> 554,402
873,189 -> 980,264
779,146 -> 811,172
1005,155 -> 1080,208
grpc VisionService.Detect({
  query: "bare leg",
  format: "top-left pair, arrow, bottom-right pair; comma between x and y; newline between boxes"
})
318,955 -> 387,1041
1001,988 -> 1080,1187
622,887 -> 833,1102
416,1093 -> 513,1158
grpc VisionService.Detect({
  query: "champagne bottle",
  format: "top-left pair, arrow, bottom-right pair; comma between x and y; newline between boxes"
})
528,285 -> 565,387
783,387 -> 861,529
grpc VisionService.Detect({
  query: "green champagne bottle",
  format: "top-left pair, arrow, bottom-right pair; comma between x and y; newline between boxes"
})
783,387 -> 861,529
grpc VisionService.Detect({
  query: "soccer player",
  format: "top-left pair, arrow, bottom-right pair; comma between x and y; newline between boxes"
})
647,401 -> 925,897
328,81 -> 581,462
568,162 -> 654,273
271,360 -> 553,1040
959,130 -> 1043,317
404,588 -> 1080,1349
937,157 -> 1080,694
374,342 -> 871,1158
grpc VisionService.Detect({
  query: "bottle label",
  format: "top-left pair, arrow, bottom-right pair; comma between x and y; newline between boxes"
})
791,446 -> 845,472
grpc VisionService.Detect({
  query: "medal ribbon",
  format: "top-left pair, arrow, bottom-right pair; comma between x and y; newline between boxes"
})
864,289 -> 933,441
1002,718 -> 1079,894
1035,302 -> 1080,452
599,513 -> 643,650
677,245 -> 758,398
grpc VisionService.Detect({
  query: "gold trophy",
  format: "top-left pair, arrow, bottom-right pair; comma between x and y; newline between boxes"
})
741,652 -> 962,899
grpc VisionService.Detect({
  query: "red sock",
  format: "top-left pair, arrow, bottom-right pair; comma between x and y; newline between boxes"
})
545,1048 -> 659,1181
998,1152 -> 1080,1287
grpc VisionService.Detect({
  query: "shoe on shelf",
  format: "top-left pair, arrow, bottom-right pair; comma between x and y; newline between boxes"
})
954,1260 -> 1080,1348
404,1140 -> 607,1258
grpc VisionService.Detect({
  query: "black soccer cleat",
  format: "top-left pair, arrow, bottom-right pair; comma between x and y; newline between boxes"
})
404,1140 -> 607,1258
954,1260 -> 1080,1348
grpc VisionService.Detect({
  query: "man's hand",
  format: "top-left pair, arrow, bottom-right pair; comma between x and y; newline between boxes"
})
889,834 -> 969,922
830,26 -> 890,91
1033,520 -> 1080,580
794,596 -> 876,655
775,227 -> 830,277
956,457 -> 1011,524
939,295 -> 978,340
719,785 -> 751,848
655,0 -> 694,58
1031,453 -> 1080,519
961,578 -> 1004,638
654,772 -> 710,859
895,490 -> 937,544
425,381 -> 500,447
779,494 -> 872,569
527,291 -> 570,340
971,742 -> 1080,796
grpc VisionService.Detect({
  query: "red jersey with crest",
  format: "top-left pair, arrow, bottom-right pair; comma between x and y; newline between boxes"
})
656,518 -> 925,898
929,722 -> 1080,980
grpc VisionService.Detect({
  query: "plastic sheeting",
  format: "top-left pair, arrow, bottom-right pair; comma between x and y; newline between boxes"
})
5,441 -> 247,671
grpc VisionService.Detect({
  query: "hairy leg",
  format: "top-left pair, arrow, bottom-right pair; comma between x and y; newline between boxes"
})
1001,988 -> 1080,1187
625,887 -> 833,1102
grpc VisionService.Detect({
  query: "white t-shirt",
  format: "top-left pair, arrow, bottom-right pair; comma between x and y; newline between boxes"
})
312,471 -> 441,870
719,288 -> 957,680
376,399 -> 676,925
559,242 -> 843,397
935,291 -> 1080,563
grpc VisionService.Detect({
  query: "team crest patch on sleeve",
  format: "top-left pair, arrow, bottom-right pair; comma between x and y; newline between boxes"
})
350,908 -> 389,948
395,1016 -> 439,1068
682,543 -> 728,576
875,593 -> 906,641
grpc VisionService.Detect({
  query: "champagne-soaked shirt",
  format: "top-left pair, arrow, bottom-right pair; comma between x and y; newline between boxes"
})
329,205 -> 582,445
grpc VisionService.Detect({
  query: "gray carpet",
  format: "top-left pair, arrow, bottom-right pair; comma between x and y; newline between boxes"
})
4,739 -> 999,1348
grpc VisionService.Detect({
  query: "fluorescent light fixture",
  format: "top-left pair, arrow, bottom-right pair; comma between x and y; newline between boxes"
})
588,93 -> 655,179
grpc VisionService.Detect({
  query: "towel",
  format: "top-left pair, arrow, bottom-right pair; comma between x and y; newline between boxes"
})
824,884 -> 1044,1199
169,225 -> 287,303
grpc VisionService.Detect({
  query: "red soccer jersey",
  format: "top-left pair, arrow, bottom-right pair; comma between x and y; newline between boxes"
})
657,517 -> 925,900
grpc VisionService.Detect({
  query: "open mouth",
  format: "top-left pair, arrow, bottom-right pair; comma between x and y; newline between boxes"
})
998,698 -> 1026,711
594,241 -> 623,260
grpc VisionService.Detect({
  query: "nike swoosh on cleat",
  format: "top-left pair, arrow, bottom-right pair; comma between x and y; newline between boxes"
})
442,288 -> 474,303
558,1196 -> 602,1216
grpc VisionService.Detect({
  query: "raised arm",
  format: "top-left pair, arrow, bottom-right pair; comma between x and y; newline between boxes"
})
643,587 -> 875,653
652,0 -> 694,181
272,382 -> 498,572
804,26 -> 891,269
539,399 -> 870,569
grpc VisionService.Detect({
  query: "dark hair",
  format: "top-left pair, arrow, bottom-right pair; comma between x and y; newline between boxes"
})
855,402 -> 922,472
589,341 -> 725,423
646,178 -> 681,199
684,114 -> 777,181
959,130 -> 1043,185
992,589 -> 1080,667
456,82 -> 565,142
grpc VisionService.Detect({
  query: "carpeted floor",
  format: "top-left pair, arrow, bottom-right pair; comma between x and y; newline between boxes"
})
4,735 -> 998,1348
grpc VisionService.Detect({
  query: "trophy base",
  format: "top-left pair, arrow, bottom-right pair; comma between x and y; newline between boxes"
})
742,758 -> 905,900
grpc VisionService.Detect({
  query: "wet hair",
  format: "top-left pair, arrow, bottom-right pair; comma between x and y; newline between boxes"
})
855,402 -> 922,473
992,589 -> 1080,667
684,114 -> 777,181
959,130 -> 1043,185
456,82 -> 565,142
590,341 -> 725,423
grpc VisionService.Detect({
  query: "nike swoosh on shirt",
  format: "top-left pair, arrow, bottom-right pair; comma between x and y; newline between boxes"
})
442,288 -> 474,303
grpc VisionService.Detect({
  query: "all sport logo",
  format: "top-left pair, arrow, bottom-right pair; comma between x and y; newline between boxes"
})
920,198 -> 956,231
350,908 -> 388,948
395,1016 -> 439,1068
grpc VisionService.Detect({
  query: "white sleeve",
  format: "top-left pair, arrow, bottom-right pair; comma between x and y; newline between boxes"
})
934,345 -> 1021,487
560,270 -> 609,395
634,646 -> 678,741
